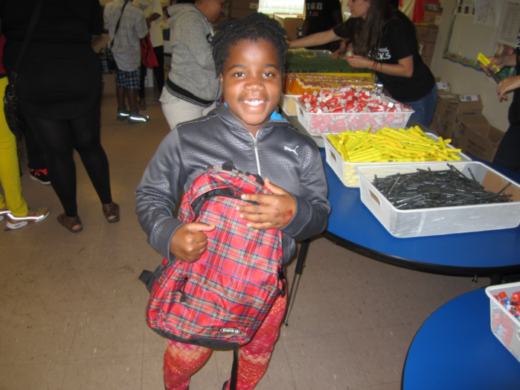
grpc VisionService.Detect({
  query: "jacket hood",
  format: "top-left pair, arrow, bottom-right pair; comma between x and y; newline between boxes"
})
167,3 -> 202,22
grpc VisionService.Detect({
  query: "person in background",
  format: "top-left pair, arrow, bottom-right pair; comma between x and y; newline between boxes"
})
1,0 -> 119,233
289,0 -> 437,127
481,31 -> 520,174
160,0 -> 224,130
134,0 -> 165,110
104,0 -> 150,124
0,33 -> 50,230
302,0 -> 343,51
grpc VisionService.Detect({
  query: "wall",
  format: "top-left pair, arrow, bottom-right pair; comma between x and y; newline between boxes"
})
430,0 -> 511,132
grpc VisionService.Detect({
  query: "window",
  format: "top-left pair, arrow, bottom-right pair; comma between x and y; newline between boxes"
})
258,0 -> 304,15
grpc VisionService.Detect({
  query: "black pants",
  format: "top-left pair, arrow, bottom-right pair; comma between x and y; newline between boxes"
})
24,122 -> 47,170
22,102 -> 112,217
139,45 -> 165,99
493,124 -> 520,174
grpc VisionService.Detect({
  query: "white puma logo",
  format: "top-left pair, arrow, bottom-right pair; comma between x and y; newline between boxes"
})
284,145 -> 299,156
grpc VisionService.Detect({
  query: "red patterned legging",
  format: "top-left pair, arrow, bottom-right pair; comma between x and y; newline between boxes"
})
164,292 -> 287,390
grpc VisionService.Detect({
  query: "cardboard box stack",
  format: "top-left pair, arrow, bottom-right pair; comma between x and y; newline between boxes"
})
274,14 -> 304,41
423,2 -> 442,25
430,88 -> 506,162
229,0 -> 258,19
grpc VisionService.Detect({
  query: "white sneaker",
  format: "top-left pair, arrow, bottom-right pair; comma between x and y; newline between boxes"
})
6,207 -> 50,230
0,209 -> 8,222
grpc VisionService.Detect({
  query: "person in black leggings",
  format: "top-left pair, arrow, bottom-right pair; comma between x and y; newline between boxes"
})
1,0 -> 119,233
22,103 -> 115,230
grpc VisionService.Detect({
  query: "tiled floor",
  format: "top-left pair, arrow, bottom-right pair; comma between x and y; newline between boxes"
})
0,85 -> 485,389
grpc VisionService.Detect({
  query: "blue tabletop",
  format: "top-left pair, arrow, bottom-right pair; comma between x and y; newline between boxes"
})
403,289 -> 520,389
323,149 -> 520,271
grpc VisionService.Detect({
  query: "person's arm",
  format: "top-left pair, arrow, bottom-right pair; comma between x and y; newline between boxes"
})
497,75 -> 520,101
289,28 -> 340,49
347,54 -> 414,77
146,12 -> 161,27
331,38 -> 350,59
136,10 -> 149,38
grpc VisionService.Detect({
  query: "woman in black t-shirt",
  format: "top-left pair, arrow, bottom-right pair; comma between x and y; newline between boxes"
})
289,0 -> 437,127
480,33 -> 520,174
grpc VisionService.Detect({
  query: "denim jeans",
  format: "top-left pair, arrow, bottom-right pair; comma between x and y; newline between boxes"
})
493,124 -> 520,174
404,84 -> 438,128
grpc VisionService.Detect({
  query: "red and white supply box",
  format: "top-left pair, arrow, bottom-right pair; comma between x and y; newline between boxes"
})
485,282 -> 520,363
296,91 -> 414,135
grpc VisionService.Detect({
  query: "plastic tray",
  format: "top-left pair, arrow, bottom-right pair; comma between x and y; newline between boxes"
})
485,282 -> 520,363
355,161 -> 520,237
279,94 -> 301,116
296,100 -> 414,136
323,132 -> 471,188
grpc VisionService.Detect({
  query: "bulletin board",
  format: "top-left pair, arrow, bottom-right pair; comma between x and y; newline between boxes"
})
442,0 -> 520,73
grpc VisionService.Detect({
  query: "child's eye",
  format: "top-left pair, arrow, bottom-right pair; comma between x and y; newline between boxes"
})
233,72 -> 245,77
264,72 -> 275,77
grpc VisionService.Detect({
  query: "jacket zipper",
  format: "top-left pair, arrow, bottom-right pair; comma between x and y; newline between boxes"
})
251,134 -> 262,177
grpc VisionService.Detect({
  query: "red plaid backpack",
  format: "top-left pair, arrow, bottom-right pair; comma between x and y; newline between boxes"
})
140,162 -> 286,388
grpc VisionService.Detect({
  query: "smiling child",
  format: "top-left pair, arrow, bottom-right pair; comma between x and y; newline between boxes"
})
136,13 -> 331,390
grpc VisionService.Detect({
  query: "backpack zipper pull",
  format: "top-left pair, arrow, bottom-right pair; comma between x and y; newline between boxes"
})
180,277 -> 189,302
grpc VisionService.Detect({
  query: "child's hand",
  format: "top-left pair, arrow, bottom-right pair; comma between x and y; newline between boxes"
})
237,178 -> 296,230
169,222 -> 215,263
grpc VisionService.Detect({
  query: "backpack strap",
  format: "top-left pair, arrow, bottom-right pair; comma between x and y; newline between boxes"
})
230,346 -> 239,390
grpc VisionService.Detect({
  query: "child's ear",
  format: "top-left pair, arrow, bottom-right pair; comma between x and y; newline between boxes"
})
219,74 -> 224,84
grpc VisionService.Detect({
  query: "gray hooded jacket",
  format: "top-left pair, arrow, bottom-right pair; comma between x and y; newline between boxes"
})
135,105 -> 331,264
165,4 -> 220,102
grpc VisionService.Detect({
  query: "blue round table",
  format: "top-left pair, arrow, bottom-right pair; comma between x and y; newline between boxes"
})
403,288 -> 520,389
322,148 -> 520,276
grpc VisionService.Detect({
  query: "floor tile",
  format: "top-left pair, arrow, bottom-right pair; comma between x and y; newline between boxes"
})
62,354 -> 143,390
0,361 -> 67,390
283,334 -> 370,390
0,311 -> 79,366
346,325 -> 413,386
69,308 -> 145,360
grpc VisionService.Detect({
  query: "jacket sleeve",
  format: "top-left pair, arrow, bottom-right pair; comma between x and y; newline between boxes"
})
135,130 -> 187,262
280,147 -> 331,240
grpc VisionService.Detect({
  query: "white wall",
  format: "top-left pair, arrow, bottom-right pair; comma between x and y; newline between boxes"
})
430,0 -> 511,132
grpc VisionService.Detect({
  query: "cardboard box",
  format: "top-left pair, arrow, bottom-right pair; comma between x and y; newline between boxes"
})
459,115 -> 490,138
422,55 -> 432,68
415,24 -> 438,43
274,14 -> 304,41
429,114 -> 441,132
436,81 -> 451,94
459,125 -> 505,162
418,41 -> 435,57
229,7 -> 257,18
458,95 -> 484,116
437,117 -> 459,143
423,3 -> 442,25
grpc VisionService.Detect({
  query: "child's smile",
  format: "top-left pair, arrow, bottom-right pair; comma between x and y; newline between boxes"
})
220,38 -> 282,137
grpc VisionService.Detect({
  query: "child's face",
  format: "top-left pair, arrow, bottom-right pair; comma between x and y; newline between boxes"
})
220,39 -> 282,137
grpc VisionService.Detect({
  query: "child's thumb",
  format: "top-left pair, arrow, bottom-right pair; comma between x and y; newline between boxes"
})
186,222 -> 215,232
264,178 -> 286,195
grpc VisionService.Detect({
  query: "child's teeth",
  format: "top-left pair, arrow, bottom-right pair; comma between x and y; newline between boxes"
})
245,100 -> 263,106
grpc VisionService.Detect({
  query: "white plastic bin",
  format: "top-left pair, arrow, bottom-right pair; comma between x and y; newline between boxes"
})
485,282 -> 520,363
355,161 -> 520,237
279,94 -> 301,116
296,100 -> 413,136
324,133 -> 471,188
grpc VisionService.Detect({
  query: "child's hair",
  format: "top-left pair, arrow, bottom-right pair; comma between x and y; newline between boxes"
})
211,13 -> 288,76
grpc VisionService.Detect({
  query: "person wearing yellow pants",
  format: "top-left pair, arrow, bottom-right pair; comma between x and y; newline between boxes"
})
0,75 -> 50,229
